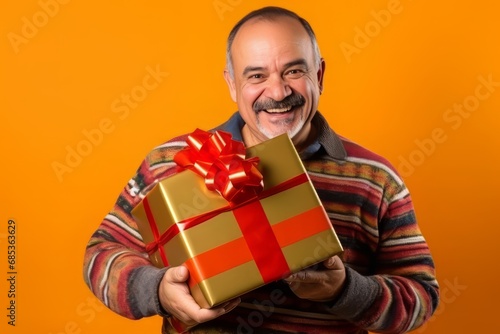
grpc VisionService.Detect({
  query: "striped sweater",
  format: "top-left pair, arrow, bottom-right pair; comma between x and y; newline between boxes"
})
83,112 -> 439,333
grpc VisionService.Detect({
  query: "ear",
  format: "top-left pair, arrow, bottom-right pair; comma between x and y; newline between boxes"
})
223,69 -> 237,102
317,58 -> 326,94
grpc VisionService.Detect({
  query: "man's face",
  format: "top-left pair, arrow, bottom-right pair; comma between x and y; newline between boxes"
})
224,16 -> 325,148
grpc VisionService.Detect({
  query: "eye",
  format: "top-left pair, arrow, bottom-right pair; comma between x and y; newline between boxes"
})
286,68 -> 306,78
247,73 -> 266,83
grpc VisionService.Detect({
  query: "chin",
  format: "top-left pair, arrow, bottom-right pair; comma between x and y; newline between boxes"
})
258,122 -> 304,140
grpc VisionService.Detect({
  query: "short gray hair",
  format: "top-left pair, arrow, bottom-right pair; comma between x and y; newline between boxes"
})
225,6 -> 322,79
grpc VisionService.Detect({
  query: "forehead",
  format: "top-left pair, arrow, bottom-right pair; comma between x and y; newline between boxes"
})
231,16 -> 314,70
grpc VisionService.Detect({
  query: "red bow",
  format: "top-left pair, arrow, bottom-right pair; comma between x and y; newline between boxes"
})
174,129 -> 264,204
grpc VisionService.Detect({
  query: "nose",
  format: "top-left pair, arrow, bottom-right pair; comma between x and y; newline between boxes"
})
264,74 -> 292,101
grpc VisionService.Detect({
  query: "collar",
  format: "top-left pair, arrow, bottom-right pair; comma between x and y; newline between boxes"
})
311,112 -> 347,160
214,112 -> 346,161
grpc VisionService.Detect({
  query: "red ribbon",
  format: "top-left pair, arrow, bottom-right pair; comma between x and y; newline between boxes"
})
174,129 -> 264,203
143,197 -> 170,266
144,129 -> 306,283
145,173 -> 309,253
231,200 -> 291,283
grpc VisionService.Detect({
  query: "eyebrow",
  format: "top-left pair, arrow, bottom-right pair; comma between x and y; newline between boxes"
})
242,66 -> 265,77
242,58 -> 309,76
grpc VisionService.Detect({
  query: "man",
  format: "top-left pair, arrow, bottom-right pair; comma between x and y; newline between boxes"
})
83,6 -> 439,333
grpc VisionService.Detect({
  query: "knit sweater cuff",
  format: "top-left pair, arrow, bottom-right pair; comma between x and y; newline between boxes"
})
128,265 -> 169,318
325,267 -> 380,320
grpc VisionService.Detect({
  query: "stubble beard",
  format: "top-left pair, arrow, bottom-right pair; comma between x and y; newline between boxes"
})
256,112 -> 305,140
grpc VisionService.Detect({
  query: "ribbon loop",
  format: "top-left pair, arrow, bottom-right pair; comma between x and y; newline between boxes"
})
174,129 -> 264,203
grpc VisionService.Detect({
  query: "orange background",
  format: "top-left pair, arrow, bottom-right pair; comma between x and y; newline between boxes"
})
2,0 -> 499,333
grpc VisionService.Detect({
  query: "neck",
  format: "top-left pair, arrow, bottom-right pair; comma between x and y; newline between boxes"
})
292,122 -> 316,153
241,125 -> 261,147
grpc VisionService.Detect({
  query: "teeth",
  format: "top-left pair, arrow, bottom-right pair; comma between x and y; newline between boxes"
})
266,106 -> 292,113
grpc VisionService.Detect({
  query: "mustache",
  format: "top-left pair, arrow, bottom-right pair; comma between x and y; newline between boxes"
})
253,94 -> 305,112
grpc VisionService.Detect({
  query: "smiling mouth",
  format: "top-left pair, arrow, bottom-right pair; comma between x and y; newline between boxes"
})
261,106 -> 299,114
254,94 -> 305,114
263,105 -> 294,113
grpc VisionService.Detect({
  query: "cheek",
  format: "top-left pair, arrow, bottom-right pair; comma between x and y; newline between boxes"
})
240,85 -> 264,105
286,79 -> 308,98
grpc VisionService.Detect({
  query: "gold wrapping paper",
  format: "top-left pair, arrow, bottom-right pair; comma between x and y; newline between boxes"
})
132,133 -> 343,309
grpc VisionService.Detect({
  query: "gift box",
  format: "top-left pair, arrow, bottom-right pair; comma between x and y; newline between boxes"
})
131,129 -> 343,310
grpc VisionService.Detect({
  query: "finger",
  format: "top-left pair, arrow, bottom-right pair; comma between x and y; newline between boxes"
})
217,297 -> 241,311
189,307 -> 226,324
165,266 -> 189,283
181,299 -> 238,324
284,279 -> 302,291
285,270 -> 325,284
287,281 -> 331,300
323,256 -> 343,270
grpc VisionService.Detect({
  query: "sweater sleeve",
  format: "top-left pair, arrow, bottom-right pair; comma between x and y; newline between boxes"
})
82,157 -> 174,319
327,184 -> 440,333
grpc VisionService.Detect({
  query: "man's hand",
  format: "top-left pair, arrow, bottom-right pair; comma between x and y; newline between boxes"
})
284,255 -> 346,302
158,265 -> 241,327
